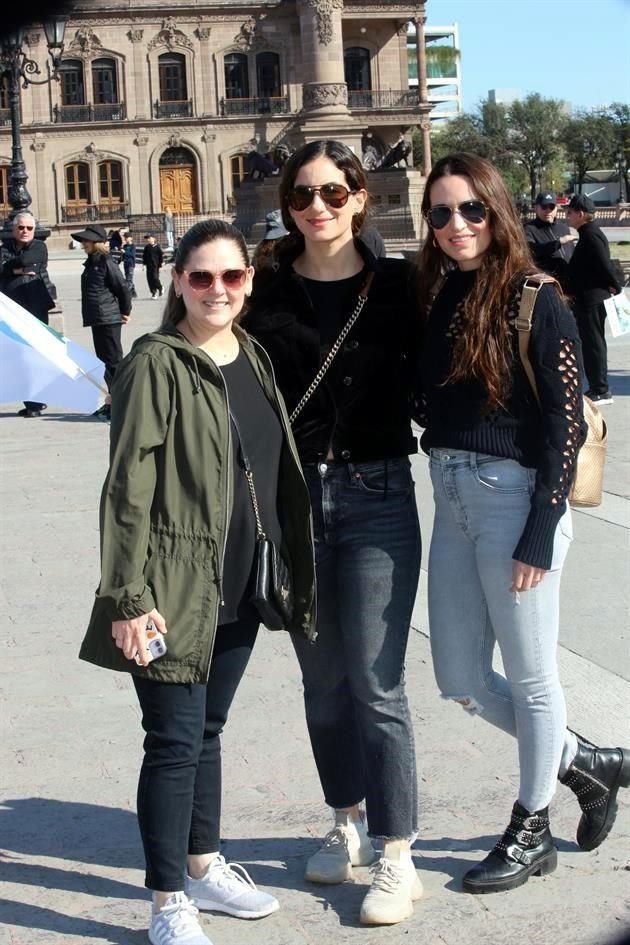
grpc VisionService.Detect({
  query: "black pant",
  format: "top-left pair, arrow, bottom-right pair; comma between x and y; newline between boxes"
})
146,265 -> 162,296
574,298 -> 608,395
132,617 -> 259,891
91,323 -> 123,392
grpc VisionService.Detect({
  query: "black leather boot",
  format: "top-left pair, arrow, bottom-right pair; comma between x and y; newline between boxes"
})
560,736 -> 630,851
462,802 -> 557,894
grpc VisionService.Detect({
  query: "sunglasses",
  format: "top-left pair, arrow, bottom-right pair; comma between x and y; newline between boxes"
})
539,203 -> 556,211
181,269 -> 247,291
16,225 -> 34,231
288,182 -> 356,212
425,200 -> 488,230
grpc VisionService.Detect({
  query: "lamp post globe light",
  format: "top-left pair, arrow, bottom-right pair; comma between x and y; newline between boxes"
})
0,16 -> 68,241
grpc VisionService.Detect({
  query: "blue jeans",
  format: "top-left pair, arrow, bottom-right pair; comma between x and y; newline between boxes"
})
292,458 -> 421,839
428,449 -> 574,811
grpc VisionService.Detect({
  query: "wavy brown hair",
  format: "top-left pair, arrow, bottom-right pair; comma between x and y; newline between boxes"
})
417,153 -> 536,408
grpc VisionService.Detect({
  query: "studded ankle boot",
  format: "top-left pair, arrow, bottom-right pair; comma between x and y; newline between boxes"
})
462,801 -> 557,894
560,736 -> 630,851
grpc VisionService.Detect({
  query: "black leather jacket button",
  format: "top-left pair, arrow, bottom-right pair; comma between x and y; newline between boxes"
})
341,449 -> 351,460
343,376 -> 353,386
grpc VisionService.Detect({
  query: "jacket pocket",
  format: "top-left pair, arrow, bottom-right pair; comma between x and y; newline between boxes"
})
144,533 -> 218,666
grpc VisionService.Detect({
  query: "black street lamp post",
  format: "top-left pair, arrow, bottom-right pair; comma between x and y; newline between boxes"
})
0,17 -> 68,241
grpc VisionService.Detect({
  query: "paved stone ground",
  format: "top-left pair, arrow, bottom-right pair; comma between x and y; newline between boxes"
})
1,257 -> 629,945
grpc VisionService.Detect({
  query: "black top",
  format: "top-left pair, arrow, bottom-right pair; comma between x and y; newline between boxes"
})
567,221 -> 621,302
142,243 -> 164,269
0,238 -> 56,320
218,347 -> 283,624
419,268 -> 587,570
244,239 -> 420,465
523,217 -> 573,288
80,252 -> 132,327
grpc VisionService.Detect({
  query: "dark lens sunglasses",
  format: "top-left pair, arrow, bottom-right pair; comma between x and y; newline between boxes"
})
425,200 -> 488,230
288,182 -> 356,212
17,224 -> 34,231
182,269 -> 247,291
539,203 -> 556,211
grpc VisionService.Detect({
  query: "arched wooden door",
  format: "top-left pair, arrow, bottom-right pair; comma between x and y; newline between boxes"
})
159,147 -> 198,213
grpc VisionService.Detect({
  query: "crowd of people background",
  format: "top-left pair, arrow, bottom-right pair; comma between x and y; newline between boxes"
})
1,140 -> 628,945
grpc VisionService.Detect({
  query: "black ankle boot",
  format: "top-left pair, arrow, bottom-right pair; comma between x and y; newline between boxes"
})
462,802 -> 557,894
560,736 -> 630,851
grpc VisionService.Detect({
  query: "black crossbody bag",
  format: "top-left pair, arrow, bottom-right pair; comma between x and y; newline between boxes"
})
229,411 -> 294,631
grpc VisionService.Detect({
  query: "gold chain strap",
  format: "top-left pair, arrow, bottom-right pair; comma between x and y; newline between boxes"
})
289,272 -> 374,424
244,469 -> 266,540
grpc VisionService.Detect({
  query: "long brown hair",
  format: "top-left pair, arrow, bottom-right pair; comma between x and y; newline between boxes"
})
275,139 -> 369,263
160,219 -> 250,329
417,153 -> 536,408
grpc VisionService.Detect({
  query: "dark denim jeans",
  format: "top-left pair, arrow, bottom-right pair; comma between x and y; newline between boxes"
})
132,616 -> 258,891
293,457 -> 421,839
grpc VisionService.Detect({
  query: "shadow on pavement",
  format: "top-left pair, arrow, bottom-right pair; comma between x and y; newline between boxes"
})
609,368 -> 630,397
0,899 -> 146,945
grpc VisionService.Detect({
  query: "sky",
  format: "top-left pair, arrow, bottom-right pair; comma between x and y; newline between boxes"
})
427,0 -> 630,113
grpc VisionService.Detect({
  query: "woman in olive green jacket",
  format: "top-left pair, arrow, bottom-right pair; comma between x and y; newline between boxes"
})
80,220 -> 315,945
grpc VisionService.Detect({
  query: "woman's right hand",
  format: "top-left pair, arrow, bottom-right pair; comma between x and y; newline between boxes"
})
111,609 -> 168,667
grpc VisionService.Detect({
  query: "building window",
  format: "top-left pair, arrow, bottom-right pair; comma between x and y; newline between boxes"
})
224,54 -> 249,99
0,165 -> 9,210
344,47 -> 371,91
65,162 -> 90,205
256,52 -> 280,98
230,154 -> 247,191
98,160 -> 123,204
158,53 -> 187,102
59,60 -> 85,105
92,58 -> 118,104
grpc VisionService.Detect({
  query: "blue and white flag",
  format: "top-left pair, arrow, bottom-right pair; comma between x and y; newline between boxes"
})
0,291 -> 106,413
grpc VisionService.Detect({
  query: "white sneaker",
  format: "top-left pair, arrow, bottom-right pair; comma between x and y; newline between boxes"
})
305,814 -> 378,884
359,856 -> 423,925
148,892 -> 212,945
185,854 -> 279,919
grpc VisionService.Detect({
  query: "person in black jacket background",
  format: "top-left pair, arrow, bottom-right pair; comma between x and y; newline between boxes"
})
142,234 -> 164,298
566,193 -> 622,404
523,192 -> 576,290
0,210 -> 56,416
71,223 -> 131,420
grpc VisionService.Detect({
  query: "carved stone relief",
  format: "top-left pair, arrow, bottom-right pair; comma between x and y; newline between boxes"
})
68,28 -> 103,57
308,0 -> 344,46
148,17 -> 193,51
302,82 -> 347,109
195,27 -> 212,41
24,32 -> 41,47
128,29 -> 144,43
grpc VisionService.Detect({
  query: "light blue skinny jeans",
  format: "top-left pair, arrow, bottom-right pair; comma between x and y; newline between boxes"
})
428,449 -> 576,812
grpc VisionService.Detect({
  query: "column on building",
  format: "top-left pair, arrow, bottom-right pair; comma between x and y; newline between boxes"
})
296,0 -> 366,150
128,28 -> 149,121
414,15 -> 432,175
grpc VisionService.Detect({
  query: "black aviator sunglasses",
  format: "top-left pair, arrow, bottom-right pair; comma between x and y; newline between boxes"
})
288,182 -> 356,212
425,200 -> 488,230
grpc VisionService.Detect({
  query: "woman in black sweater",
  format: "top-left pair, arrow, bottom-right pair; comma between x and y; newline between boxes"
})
245,140 -> 422,927
417,153 -> 629,894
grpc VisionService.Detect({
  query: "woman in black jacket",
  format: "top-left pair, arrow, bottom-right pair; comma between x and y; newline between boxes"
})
244,140 -> 422,927
71,223 -> 132,420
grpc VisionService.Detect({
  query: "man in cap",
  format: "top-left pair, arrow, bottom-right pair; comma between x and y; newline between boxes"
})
523,192 -> 576,289
71,223 -> 132,420
0,211 -> 57,417
566,194 -> 622,405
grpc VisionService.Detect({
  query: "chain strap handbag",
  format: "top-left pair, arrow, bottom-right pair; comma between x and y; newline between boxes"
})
289,271 -> 374,424
514,275 -> 607,508
229,411 -> 293,631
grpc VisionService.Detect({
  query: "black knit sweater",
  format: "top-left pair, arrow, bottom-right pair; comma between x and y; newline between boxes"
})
419,269 -> 587,569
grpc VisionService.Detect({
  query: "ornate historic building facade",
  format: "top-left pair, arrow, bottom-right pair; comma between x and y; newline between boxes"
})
0,1 -> 429,247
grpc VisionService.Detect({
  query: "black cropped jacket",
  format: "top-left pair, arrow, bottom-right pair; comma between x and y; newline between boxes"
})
243,241 -> 421,465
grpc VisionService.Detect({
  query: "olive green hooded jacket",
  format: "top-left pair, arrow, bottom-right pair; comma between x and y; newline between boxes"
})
79,325 -> 316,683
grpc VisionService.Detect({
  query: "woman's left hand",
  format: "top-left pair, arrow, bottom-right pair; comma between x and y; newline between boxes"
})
510,560 -> 547,592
